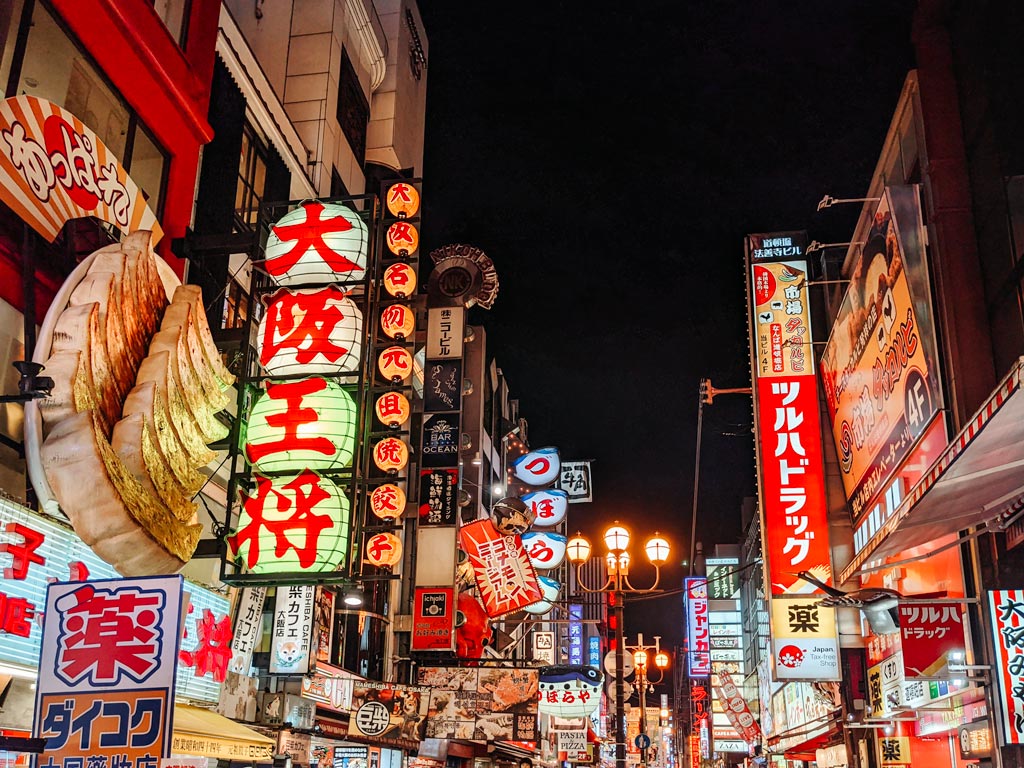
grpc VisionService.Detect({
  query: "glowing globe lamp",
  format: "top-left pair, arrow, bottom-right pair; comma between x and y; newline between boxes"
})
258,286 -> 363,375
512,446 -> 560,486
264,202 -> 367,285
245,378 -> 357,474
378,345 -> 413,382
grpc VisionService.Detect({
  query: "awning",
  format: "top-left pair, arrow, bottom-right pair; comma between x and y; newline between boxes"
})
171,703 -> 276,762
840,357 -> 1024,583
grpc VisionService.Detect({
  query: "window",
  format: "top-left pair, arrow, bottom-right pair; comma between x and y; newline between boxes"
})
149,0 -> 192,48
234,121 -> 268,232
5,1 -> 169,215
337,48 -> 369,164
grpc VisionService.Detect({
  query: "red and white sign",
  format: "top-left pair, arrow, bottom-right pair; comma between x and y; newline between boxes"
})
522,489 -> 569,527
0,96 -> 162,243
33,576 -> 185,768
411,587 -> 455,652
512,447 -> 561,486
685,578 -> 710,676
750,259 -> 831,594
521,531 -> 567,570
899,602 -> 966,678
258,287 -> 363,376
989,590 -> 1024,744
458,520 -> 542,618
712,670 -> 760,744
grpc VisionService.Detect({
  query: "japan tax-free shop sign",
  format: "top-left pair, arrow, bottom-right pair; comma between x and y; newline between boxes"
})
33,576 -> 184,768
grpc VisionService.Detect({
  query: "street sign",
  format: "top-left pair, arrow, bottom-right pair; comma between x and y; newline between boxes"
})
635,734 -> 651,750
604,650 -> 635,676
605,680 -> 635,702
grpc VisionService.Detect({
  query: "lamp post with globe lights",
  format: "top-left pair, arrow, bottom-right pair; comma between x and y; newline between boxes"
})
567,523 -> 671,768
626,634 -> 670,767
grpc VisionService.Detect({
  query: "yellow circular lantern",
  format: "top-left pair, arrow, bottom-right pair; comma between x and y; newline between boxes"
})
373,436 -> 409,473
386,182 -> 420,218
375,391 -> 410,427
386,221 -> 419,256
365,531 -> 403,567
245,378 -> 357,473
380,303 -> 415,340
383,263 -> 417,298
370,484 -> 406,521
378,345 -> 413,382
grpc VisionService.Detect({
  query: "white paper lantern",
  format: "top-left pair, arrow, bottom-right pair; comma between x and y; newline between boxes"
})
257,286 -> 363,375
228,470 -> 351,574
265,202 -> 368,285
521,531 -> 567,570
522,489 -> 569,527
369,483 -> 406,520
537,667 -> 603,718
245,377 -> 357,474
378,346 -> 413,382
512,446 -> 561,486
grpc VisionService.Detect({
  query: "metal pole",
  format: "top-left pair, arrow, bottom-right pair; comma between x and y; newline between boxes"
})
614,581 -> 625,768
638,664 -> 647,766
689,395 -> 704,575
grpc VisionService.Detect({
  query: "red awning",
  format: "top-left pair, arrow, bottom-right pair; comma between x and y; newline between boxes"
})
841,357 -> 1024,582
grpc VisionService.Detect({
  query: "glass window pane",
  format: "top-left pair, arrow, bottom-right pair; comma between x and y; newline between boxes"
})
127,123 -> 166,213
18,3 -> 130,158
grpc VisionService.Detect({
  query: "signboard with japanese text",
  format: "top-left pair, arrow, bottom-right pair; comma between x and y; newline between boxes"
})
458,521 -> 542,618
748,254 -> 831,594
418,469 -> 458,525
348,682 -> 427,750
420,413 -> 461,468
412,587 -> 455,652
877,736 -> 910,767
0,96 -> 162,242
899,602 -> 966,678
424,361 -> 462,413
820,187 -> 944,521
176,588 -> 232,700
989,590 -> 1024,744
33,576 -> 185,768
706,558 -> 740,600
569,605 -> 584,665
229,587 -> 266,675
769,598 -> 840,681
315,588 -> 335,664
748,232 -> 807,261
712,671 -> 760,745
685,578 -> 710,677
557,461 -> 593,503
426,307 -> 464,359
269,585 -> 316,674
301,663 -> 354,713
533,632 -> 556,665
418,667 -> 539,741
690,679 -> 711,758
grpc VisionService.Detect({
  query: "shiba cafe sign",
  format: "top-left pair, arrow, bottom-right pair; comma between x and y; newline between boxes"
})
0,95 -> 162,242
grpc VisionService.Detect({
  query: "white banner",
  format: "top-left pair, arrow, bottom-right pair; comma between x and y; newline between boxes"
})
269,585 -> 316,674
229,587 -> 266,675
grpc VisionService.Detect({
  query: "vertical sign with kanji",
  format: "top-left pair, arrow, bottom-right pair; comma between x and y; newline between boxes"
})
228,587 -> 266,675
989,590 -> 1024,744
685,578 -> 710,677
269,586 -> 316,674
33,576 -> 185,768
425,307 -> 464,360
557,461 -> 592,503
769,598 -> 840,681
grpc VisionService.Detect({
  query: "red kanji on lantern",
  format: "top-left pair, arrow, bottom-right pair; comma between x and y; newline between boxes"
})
1,522 -> 45,580
388,221 -> 416,245
260,287 -> 355,368
229,471 -> 336,569
55,584 -> 163,685
370,484 -> 405,520
268,202 -> 360,276
246,378 -> 337,464
179,608 -> 234,682
366,532 -> 402,567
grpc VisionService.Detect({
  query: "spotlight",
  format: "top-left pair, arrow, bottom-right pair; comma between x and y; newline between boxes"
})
342,587 -> 364,607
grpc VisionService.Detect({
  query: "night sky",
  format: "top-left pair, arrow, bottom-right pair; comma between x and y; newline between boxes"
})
417,1 -> 917,646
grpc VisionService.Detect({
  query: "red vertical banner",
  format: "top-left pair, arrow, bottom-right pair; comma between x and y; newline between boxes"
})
748,255 -> 832,594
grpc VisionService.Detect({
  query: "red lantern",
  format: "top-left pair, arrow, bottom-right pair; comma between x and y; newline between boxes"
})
370,484 -> 406,521
375,391 -> 410,427
378,346 -> 413,382
386,182 -> 420,218
365,532 -> 402,567
373,436 -> 409,473
386,221 -> 419,256
383,263 -> 417,298
380,304 -> 415,340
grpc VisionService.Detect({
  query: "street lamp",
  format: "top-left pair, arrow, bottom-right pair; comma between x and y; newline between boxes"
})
567,523 -> 670,768
627,634 -> 670,767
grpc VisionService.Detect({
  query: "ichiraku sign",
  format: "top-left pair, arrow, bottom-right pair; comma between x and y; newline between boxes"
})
33,576 -> 185,768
